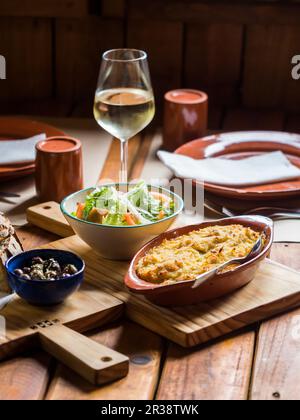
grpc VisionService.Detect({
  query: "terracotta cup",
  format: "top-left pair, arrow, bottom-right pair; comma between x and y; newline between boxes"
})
163,89 -> 208,152
35,136 -> 83,203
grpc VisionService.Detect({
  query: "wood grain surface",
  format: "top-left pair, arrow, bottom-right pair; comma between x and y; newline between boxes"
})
0,352 -> 51,400
39,323 -> 129,386
27,202 -> 74,238
99,135 -> 143,183
46,320 -> 163,400
1,284 -> 123,349
157,331 -> 255,400
250,244 -> 300,400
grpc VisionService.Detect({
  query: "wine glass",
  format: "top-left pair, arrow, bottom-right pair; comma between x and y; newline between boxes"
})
94,49 -> 155,184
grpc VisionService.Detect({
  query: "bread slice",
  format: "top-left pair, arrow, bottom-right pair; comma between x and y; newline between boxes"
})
0,213 -> 23,292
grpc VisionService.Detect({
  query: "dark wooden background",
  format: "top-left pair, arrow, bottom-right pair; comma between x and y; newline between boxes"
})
0,0 -> 300,126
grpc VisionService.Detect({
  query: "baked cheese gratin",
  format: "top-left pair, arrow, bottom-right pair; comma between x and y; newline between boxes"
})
136,224 -> 261,285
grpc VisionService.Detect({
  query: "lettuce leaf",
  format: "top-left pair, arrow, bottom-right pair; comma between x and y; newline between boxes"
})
103,213 -> 126,226
126,181 -> 174,220
81,182 -> 175,226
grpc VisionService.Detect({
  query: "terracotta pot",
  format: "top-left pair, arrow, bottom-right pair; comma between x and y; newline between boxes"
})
35,136 -> 83,203
125,216 -> 274,306
163,89 -> 208,152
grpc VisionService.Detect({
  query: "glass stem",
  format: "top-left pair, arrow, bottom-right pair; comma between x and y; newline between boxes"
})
120,139 -> 128,184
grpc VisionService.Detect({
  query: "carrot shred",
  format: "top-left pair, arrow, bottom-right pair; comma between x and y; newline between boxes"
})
158,210 -> 165,220
124,213 -> 136,226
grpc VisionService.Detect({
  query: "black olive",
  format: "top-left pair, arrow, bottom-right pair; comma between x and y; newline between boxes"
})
23,267 -> 31,274
32,256 -> 44,265
52,263 -> 61,272
44,258 -> 56,267
20,274 -> 31,281
45,270 -> 58,280
44,259 -> 61,273
63,264 -> 78,275
14,269 -> 24,276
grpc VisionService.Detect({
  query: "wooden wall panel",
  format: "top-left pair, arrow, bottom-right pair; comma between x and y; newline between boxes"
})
56,17 -> 124,109
0,17 -> 52,101
185,24 -> 243,105
0,1 -> 300,116
101,0 -> 126,18
223,108 -> 285,131
286,115 -> 300,133
127,20 -> 183,114
0,0 -> 89,17
128,0 -> 300,25
243,25 -> 300,111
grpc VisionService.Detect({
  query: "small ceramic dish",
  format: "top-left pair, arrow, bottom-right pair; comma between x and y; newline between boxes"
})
5,249 -> 85,306
61,184 -> 184,260
125,216 -> 274,306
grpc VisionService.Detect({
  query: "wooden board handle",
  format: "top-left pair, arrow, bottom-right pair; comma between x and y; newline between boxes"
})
27,202 -> 73,238
39,324 -> 129,385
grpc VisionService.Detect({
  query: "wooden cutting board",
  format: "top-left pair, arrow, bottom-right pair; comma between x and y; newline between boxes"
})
0,284 -> 129,384
27,202 -> 300,348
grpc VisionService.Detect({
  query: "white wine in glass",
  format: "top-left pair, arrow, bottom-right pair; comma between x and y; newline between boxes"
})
94,50 -> 155,184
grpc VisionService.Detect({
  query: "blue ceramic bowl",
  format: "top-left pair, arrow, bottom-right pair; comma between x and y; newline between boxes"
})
5,249 -> 85,306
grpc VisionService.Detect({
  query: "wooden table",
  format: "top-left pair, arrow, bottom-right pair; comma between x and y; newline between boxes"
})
1,113 -> 300,400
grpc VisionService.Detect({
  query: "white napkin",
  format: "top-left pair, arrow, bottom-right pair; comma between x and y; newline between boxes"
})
0,133 -> 46,165
158,151 -> 300,187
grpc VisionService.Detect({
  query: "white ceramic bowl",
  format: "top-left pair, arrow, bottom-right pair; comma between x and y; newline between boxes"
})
61,184 -> 184,260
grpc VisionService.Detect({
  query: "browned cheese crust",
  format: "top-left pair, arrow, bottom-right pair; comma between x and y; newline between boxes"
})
136,224 -> 261,285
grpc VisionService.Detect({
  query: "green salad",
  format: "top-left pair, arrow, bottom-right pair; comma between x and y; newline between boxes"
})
74,181 -> 175,226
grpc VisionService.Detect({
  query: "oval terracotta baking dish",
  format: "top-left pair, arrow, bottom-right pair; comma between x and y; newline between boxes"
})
125,216 -> 274,306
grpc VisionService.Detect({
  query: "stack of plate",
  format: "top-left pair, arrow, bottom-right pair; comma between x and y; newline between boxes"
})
0,117 -> 64,182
